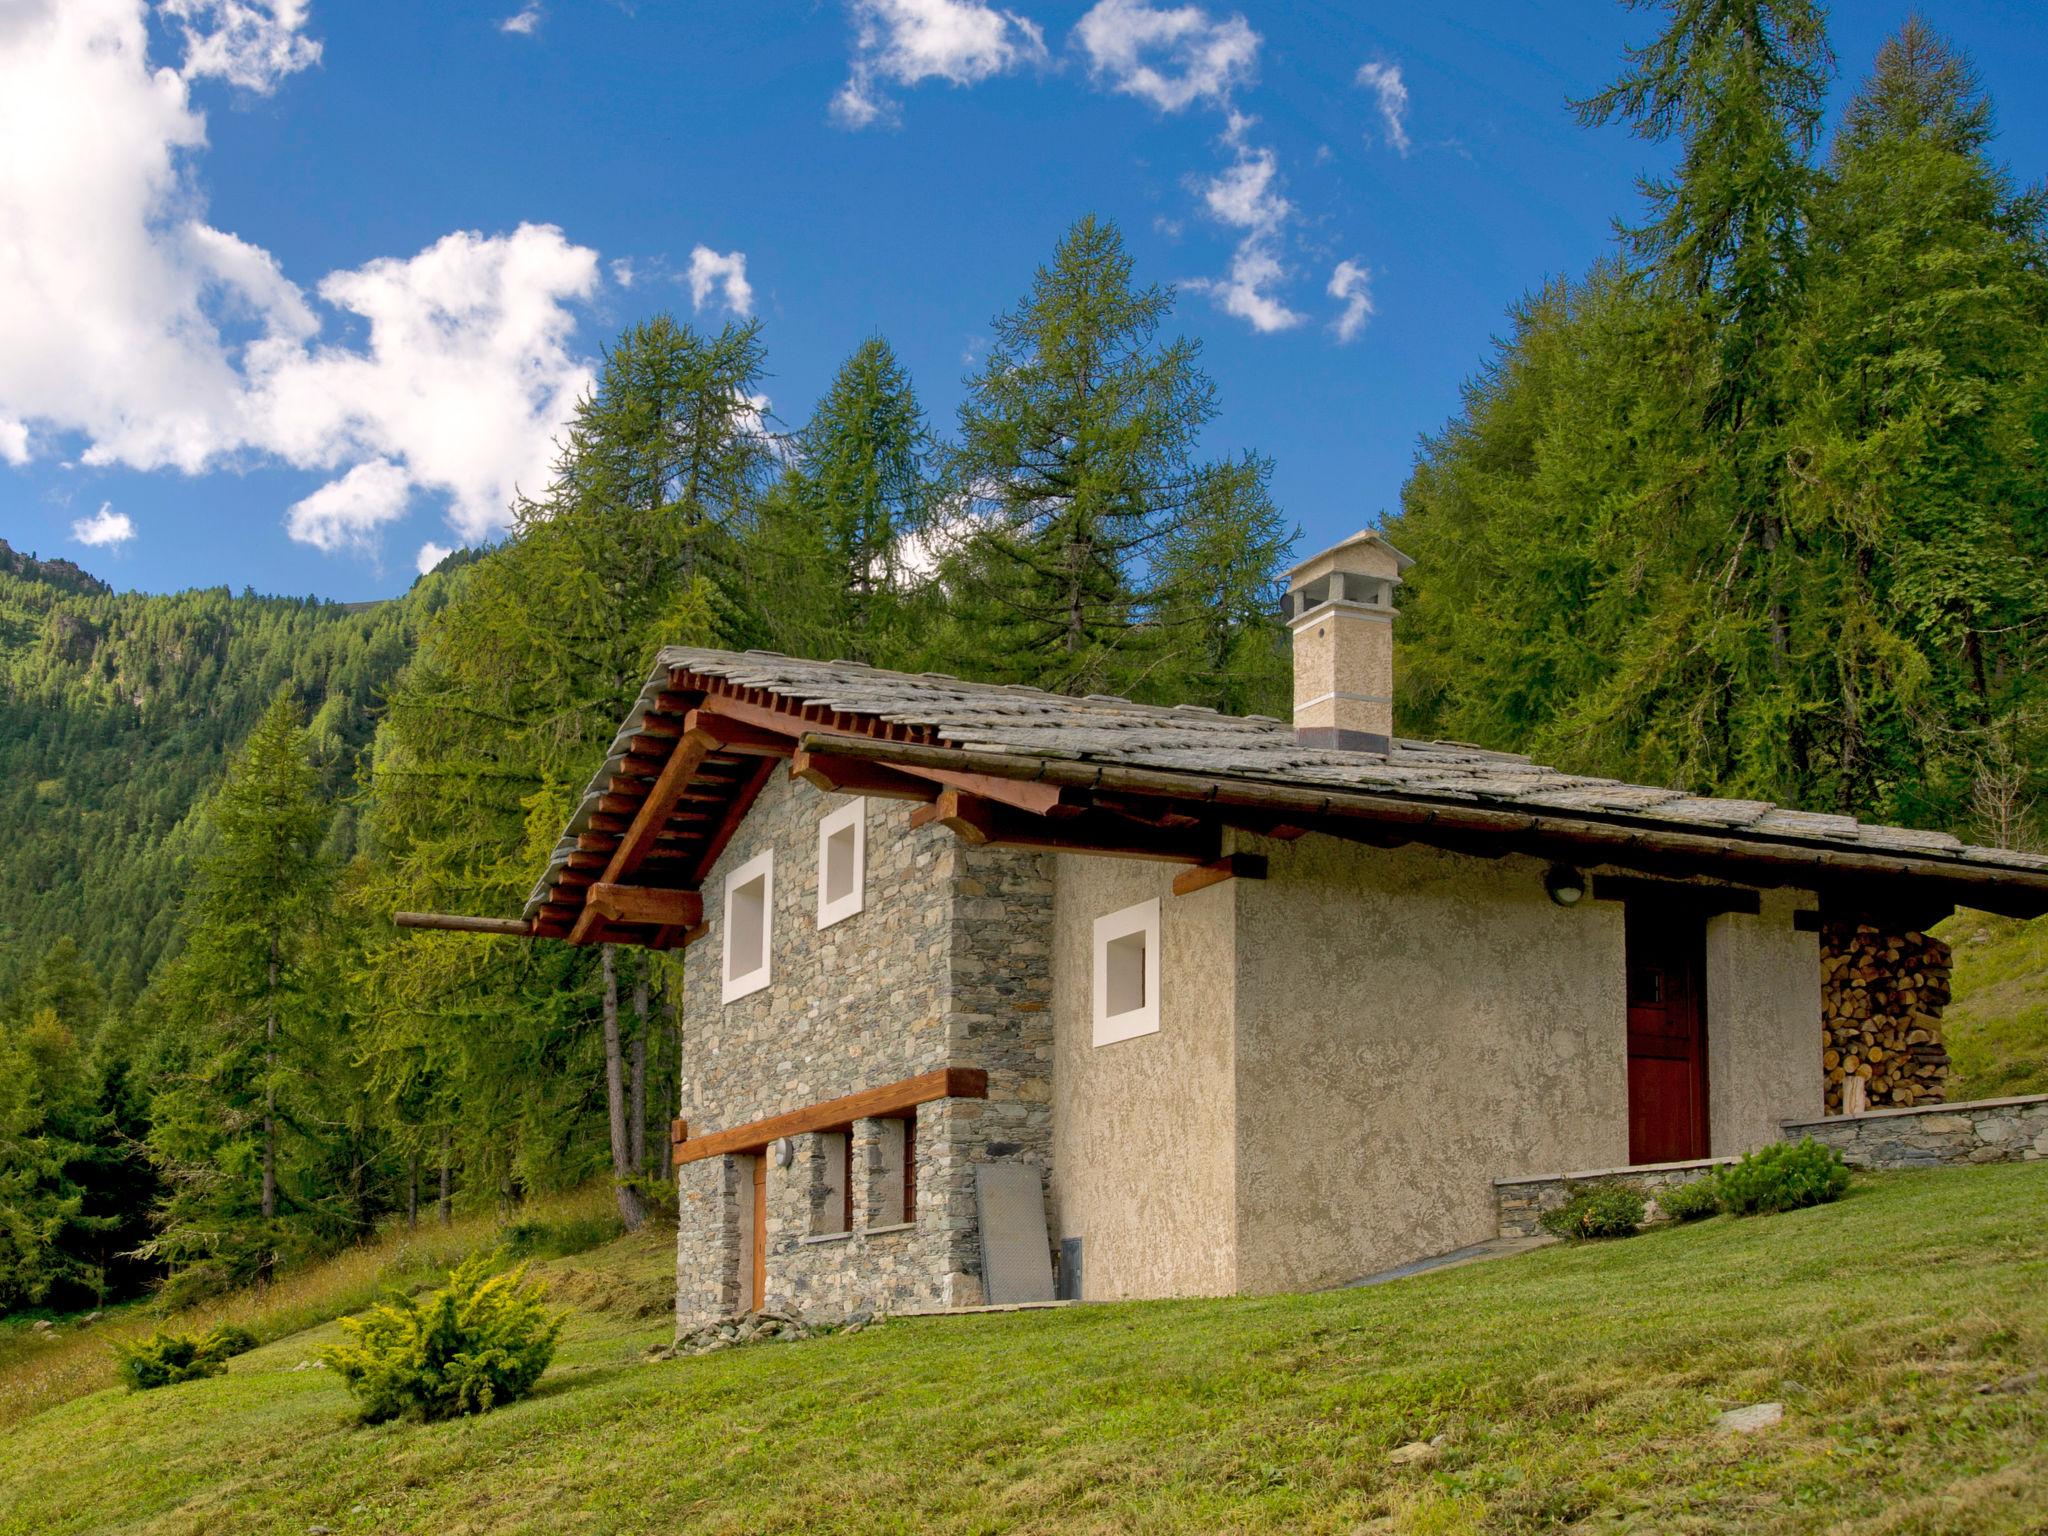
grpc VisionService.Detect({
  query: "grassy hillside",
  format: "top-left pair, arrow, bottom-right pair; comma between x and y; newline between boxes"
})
2,1163 -> 2043,1534
1938,911 -> 2048,1101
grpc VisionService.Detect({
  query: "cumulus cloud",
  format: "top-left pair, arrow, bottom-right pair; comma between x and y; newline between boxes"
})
1356,60 -> 1410,156
72,504 -> 136,547
284,457 -> 412,553
1327,259 -> 1372,342
1187,142 -> 1302,333
1073,0 -> 1257,113
686,246 -> 753,315
833,0 -> 1046,129
499,3 -> 543,34
0,0 -> 602,555
162,0 -> 322,93
417,541 -> 455,574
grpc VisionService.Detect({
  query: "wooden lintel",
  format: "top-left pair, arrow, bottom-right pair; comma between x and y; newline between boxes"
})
1171,853 -> 1269,897
674,1068 -> 989,1165
393,911 -> 532,937
585,883 -> 703,928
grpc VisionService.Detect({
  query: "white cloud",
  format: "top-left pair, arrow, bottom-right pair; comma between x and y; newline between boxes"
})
0,0 -> 603,556
1187,142 -> 1303,333
1073,0 -> 1257,113
72,503 -> 136,547
686,246 -> 753,315
162,0 -> 322,93
1327,259 -> 1373,342
416,540 -> 455,574
284,458 -> 412,553
833,0 -> 1047,129
499,3 -> 542,35
0,419 -> 26,466
1356,60 -> 1410,156
609,258 -> 636,288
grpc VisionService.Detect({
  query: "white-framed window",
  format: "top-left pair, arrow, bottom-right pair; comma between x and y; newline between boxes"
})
817,799 -> 866,930
1092,898 -> 1161,1046
721,848 -> 774,1003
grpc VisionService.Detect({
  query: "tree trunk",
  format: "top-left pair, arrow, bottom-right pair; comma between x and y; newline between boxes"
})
261,941 -> 278,1223
406,1152 -> 419,1230
630,955 -> 649,1175
601,946 -> 647,1231
438,1131 -> 452,1226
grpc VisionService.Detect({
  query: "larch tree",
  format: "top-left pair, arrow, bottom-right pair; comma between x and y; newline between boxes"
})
946,215 -> 1219,697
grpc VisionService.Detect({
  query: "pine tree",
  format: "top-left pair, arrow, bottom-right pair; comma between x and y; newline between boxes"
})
947,216 -> 1218,696
1151,454 -> 1294,716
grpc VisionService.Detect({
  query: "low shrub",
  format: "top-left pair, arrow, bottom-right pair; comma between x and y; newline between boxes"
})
322,1253 -> 564,1424
1715,1138 -> 1851,1215
1538,1183 -> 1645,1241
1654,1179 -> 1722,1223
114,1321 -> 257,1391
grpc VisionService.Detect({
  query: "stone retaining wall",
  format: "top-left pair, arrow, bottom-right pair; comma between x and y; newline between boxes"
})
1493,1157 -> 1735,1239
1781,1093 -> 2048,1169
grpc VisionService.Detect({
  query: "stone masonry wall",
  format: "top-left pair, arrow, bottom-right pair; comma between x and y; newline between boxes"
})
675,770 -> 1053,1328
1494,1158 -> 1734,1240
1782,1093 -> 2048,1169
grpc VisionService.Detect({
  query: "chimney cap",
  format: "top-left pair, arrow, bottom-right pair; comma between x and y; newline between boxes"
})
1285,528 -> 1414,585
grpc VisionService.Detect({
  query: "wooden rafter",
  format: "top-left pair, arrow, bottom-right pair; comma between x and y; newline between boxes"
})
1171,853 -> 1270,897
911,788 -> 1218,864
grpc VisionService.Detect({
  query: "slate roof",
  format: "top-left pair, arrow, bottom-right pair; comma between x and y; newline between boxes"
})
524,646 -> 2048,921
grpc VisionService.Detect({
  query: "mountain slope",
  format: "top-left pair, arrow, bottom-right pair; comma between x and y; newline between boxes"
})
0,541 -> 452,991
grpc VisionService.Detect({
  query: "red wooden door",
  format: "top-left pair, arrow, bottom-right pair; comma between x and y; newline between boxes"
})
1626,908 -> 1709,1163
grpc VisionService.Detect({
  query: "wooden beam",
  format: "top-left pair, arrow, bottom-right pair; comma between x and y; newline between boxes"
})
690,756 -> 777,885
393,911 -> 532,937
674,1068 -> 988,1164
600,727 -> 716,886
791,747 -> 937,801
684,706 -> 798,757
1171,853 -> 1269,897
585,883 -> 703,928
916,789 -> 1217,864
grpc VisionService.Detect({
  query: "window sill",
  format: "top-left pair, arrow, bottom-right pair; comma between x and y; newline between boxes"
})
863,1221 -> 916,1237
800,1230 -> 853,1246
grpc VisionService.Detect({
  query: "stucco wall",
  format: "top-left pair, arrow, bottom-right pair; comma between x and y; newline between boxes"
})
1049,856 -> 1239,1300
1705,889 -> 1824,1153
1230,838 -> 1632,1293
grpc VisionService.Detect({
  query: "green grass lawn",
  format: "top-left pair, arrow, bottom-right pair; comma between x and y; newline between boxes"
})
2,1163 -> 2044,1535
1941,911 -> 2048,1101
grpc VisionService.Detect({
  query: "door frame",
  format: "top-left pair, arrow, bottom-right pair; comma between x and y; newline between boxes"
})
748,1152 -> 767,1312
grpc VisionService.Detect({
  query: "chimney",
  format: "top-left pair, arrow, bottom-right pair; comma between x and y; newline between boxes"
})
1281,530 -> 1412,753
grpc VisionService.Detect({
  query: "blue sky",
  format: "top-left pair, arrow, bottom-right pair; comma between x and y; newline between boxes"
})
3,0 -> 2046,604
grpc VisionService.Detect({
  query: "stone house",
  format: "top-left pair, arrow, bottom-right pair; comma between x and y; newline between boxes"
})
505,532 -> 2048,1321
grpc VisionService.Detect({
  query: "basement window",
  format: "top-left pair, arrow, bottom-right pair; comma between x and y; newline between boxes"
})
721,849 -> 773,1003
817,799 -> 866,930
1092,898 -> 1161,1046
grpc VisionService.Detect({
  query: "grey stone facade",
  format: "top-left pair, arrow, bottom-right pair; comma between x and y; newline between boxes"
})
1781,1094 -> 2048,1169
675,770 -> 1054,1328
1493,1157 -> 1735,1240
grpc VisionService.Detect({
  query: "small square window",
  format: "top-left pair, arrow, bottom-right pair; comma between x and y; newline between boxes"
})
1092,898 -> 1161,1045
817,799 -> 865,929
721,849 -> 773,1003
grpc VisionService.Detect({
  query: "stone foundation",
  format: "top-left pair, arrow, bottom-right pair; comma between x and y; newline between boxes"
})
1493,1157 -> 1735,1239
1782,1093 -> 2048,1169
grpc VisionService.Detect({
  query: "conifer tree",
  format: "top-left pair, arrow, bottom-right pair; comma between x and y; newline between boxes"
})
145,692 -> 340,1290
947,216 -> 1218,695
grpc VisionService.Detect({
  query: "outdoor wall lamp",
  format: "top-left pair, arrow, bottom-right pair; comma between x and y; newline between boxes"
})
1544,864 -> 1587,907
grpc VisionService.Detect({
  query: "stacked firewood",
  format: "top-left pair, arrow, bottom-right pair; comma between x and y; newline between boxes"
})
1819,921 -> 1952,1112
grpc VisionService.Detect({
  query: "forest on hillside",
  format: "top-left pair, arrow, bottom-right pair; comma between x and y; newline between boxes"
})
3,2 -> 2044,1318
